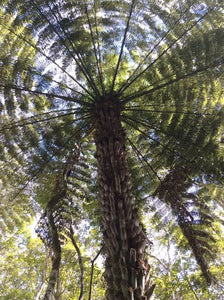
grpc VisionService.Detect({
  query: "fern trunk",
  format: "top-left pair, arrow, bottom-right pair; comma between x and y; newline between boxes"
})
94,96 -> 154,299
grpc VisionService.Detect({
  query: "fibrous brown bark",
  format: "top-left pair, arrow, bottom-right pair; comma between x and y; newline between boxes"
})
94,95 -> 154,299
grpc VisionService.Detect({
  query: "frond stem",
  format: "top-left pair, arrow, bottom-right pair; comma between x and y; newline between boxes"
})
120,59 -> 223,105
110,0 -> 136,92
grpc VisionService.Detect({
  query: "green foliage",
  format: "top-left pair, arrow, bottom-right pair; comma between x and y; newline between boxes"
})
0,223 -> 46,299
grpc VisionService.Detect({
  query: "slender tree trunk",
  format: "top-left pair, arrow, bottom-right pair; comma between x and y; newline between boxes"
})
94,96 -> 155,299
55,275 -> 62,300
35,252 -> 49,300
70,225 -> 84,300
43,208 -> 61,300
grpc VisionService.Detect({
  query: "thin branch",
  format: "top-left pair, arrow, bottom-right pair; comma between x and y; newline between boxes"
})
35,251 -> 50,300
88,245 -> 104,300
110,0 -> 136,92
69,225 -> 84,300
149,254 -> 168,271
181,271 -> 200,300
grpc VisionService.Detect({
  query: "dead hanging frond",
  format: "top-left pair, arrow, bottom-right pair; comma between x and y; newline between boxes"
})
155,166 -> 216,285
88,245 -> 104,300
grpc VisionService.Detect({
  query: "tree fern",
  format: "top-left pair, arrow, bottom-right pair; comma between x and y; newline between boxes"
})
1,0 -> 224,298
